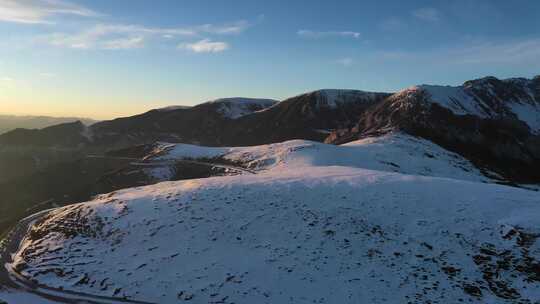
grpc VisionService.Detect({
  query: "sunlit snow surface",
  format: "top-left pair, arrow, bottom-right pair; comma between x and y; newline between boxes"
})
8,133 -> 540,303
419,85 -> 487,117
154,133 -> 492,182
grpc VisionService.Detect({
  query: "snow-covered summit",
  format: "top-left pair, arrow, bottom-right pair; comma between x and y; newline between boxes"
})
409,77 -> 540,133
201,97 -> 278,119
417,84 -> 485,116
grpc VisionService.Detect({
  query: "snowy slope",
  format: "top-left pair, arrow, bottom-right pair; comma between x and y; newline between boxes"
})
10,166 -> 540,303
149,133 -> 492,182
202,97 -> 278,119
418,85 -> 485,116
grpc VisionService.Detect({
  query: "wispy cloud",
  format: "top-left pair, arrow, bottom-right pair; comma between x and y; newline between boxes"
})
40,21 -> 250,50
0,0 -> 99,24
336,57 -> 354,67
449,38 -> 540,65
3,0 -> 254,53
102,36 -> 144,50
39,72 -> 56,78
178,39 -> 229,53
412,8 -> 441,22
297,30 -> 360,39
378,37 -> 540,66
196,20 -> 250,35
379,17 -> 405,32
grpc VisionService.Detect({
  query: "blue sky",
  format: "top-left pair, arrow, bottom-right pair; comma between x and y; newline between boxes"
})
1,0 -> 540,119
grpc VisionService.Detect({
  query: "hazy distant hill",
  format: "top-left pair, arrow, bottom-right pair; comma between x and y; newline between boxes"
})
0,115 -> 97,135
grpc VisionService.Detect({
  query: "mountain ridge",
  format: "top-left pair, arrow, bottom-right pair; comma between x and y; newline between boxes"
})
0,115 -> 97,136
326,75 -> 540,183
1,75 -> 539,183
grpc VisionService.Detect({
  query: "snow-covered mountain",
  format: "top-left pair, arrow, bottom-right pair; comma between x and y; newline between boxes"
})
217,89 -> 390,145
8,135 -> 540,303
0,90 -> 389,149
3,76 -> 537,151
419,76 -> 540,134
327,76 -> 540,184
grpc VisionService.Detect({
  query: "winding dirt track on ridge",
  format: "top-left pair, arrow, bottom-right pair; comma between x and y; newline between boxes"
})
86,155 -> 257,175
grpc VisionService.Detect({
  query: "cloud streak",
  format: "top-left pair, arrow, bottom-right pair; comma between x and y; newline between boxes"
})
0,0 -> 99,24
3,0 -> 254,52
40,21 -> 250,50
102,36 -> 144,50
297,30 -> 360,39
178,39 -> 229,53
450,38 -> 540,65
378,37 -> 540,66
412,8 -> 441,22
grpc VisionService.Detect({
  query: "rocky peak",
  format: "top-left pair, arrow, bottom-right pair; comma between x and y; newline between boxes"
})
532,76 -> 540,98
325,75 -> 540,183
463,76 -> 501,88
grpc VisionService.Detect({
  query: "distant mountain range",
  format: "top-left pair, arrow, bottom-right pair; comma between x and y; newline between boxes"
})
0,90 -> 389,148
1,75 -> 538,183
0,115 -> 97,135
